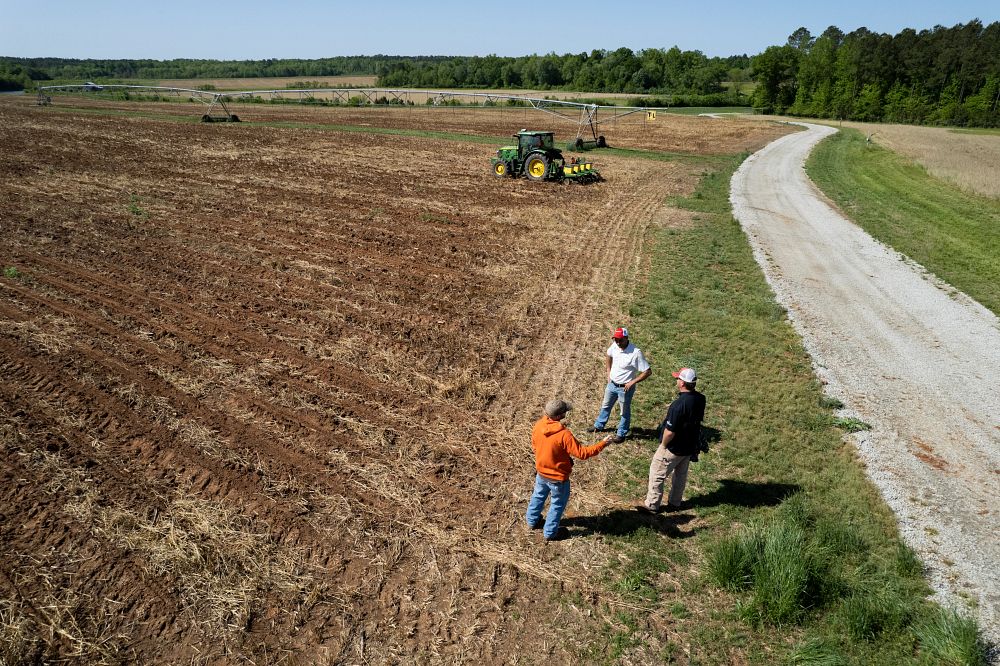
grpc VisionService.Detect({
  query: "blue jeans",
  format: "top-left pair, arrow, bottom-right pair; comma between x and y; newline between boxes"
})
525,473 -> 571,539
593,381 -> 635,438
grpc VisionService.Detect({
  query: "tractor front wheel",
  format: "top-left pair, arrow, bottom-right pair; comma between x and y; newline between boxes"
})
525,154 -> 549,181
493,161 -> 508,178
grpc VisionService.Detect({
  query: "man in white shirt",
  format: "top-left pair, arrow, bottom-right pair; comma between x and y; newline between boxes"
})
588,327 -> 652,442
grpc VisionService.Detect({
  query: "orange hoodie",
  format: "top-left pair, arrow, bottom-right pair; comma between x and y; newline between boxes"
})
531,416 -> 609,482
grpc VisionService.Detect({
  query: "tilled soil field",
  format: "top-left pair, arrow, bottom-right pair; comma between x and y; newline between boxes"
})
38,94 -> 790,154
0,97 -> 789,663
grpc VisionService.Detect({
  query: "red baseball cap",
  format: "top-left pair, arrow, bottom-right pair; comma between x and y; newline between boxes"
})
612,327 -> 629,339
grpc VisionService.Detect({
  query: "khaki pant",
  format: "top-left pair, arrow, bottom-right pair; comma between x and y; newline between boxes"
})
644,445 -> 690,510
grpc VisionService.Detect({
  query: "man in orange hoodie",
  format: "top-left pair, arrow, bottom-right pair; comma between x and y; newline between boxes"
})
526,399 -> 614,542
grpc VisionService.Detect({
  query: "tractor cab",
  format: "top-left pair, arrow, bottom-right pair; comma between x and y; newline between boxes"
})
516,130 -> 555,157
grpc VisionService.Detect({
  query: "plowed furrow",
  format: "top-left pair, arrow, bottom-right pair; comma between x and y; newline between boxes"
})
3,272 -> 446,465
0,338 -> 382,549
0,449 -> 189,653
13,251 -> 469,423
495,168 -> 672,428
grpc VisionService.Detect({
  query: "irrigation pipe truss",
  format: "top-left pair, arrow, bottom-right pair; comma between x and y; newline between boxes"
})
37,83 -> 669,142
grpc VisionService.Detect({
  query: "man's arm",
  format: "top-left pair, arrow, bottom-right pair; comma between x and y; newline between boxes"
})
625,368 -> 651,391
564,432 -> 612,460
660,400 -> 680,448
605,353 -> 613,380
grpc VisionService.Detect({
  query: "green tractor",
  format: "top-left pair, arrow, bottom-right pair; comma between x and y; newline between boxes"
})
491,130 -> 602,183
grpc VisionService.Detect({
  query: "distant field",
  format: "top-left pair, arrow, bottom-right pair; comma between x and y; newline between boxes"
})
29,94 -> 787,155
659,106 -> 752,115
819,120 -> 1000,199
145,76 -> 735,108
155,74 -> 378,89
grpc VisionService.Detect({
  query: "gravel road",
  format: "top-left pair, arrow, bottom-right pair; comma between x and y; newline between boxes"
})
731,122 -> 1000,642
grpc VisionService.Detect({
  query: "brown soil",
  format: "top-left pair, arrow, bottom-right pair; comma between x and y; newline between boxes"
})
35,93 -> 790,155
0,96 -> 792,663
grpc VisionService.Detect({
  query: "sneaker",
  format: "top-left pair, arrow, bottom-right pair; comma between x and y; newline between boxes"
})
527,521 -> 543,530
543,527 -> 570,542
610,434 -> 625,443
635,504 -> 660,515
662,503 -> 684,513
586,426 -> 604,433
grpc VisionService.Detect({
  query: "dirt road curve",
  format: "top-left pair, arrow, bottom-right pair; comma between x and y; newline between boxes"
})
731,123 -> 1000,640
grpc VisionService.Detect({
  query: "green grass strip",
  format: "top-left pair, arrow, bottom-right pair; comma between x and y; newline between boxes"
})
590,153 -> 989,664
806,128 -> 1000,316
948,127 -> 1000,136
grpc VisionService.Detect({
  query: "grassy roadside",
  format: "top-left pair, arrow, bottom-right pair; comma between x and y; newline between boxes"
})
806,128 -> 1000,316
585,154 -> 989,664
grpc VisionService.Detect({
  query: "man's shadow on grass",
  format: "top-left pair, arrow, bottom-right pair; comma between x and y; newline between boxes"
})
560,478 -> 798,541
562,510 -> 696,540
685,479 -> 800,510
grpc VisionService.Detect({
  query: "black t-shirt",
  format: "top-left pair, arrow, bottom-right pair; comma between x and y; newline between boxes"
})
662,390 -> 706,456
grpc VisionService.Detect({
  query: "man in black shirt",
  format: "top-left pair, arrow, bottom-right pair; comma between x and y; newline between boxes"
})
640,367 -> 706,513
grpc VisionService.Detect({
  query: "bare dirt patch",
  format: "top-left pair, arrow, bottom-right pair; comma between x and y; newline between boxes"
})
0,97 -> 780,662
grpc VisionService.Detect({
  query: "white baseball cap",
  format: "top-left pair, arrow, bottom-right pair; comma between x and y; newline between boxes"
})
672,367 -> 697,383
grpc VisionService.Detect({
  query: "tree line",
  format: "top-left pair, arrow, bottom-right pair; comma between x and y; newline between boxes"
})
1,50 -> 746,97
3,18 -> 997,126
752,20 -> 999,126
374,49 -> 750,97
0,55 -> 400,90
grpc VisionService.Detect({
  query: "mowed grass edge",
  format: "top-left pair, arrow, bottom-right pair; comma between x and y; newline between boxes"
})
806,128 -> 1000,316
583,154 -> 990,664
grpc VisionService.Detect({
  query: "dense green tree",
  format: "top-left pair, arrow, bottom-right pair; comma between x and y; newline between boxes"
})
751,44 -> 800,112
962,74 -> 1000,126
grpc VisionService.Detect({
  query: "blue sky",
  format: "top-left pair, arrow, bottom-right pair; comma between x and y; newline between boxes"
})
2,0 -> 997,60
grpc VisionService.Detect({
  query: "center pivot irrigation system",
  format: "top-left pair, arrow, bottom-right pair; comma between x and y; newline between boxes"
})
37,83 -> 667,147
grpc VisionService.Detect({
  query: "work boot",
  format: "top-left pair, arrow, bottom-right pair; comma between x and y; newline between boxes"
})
543,527 -> 570,542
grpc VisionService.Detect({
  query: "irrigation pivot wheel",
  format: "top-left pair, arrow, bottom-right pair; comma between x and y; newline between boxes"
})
525,154 -> 549,181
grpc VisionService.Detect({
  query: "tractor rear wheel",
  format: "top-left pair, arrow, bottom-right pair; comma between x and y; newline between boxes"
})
525,154 -> 549,181
493,162 -> 508,178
